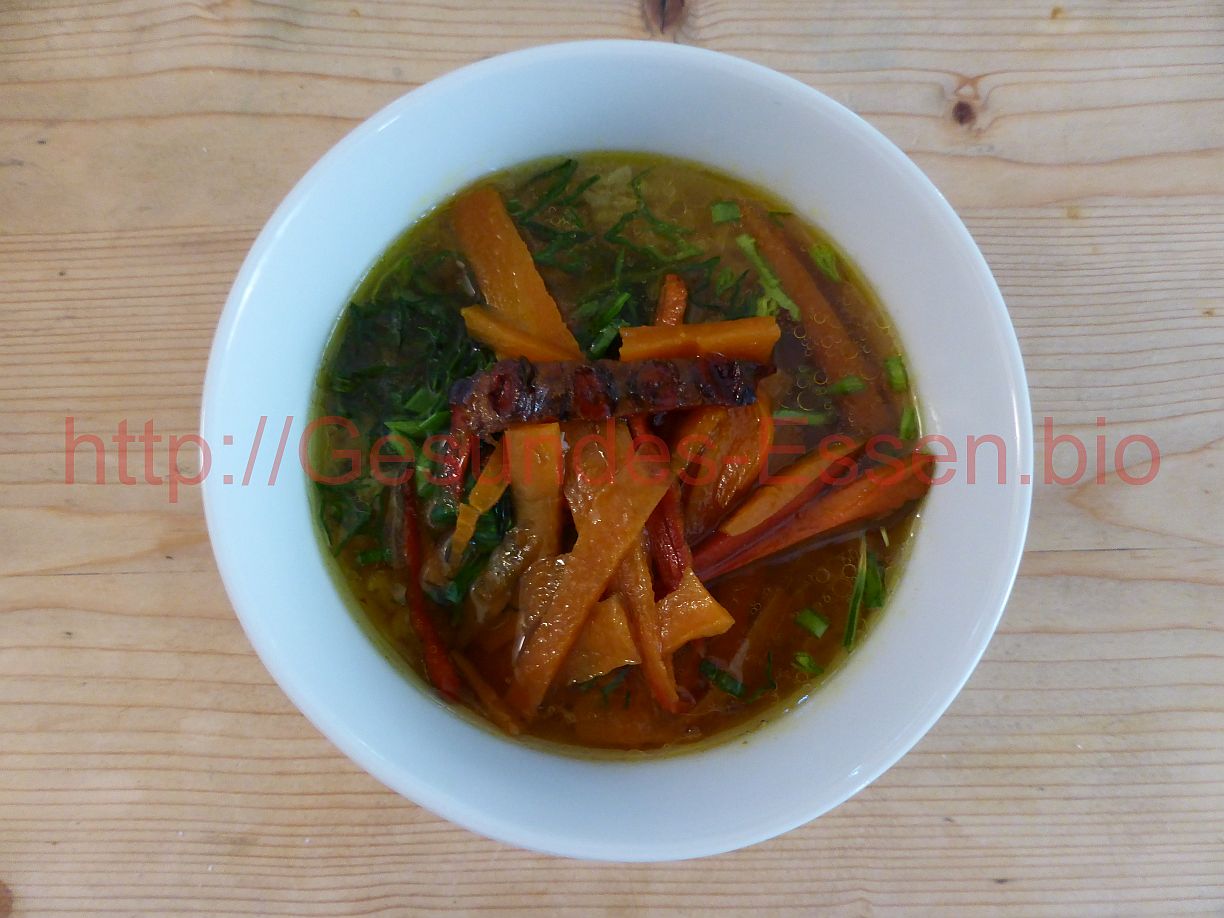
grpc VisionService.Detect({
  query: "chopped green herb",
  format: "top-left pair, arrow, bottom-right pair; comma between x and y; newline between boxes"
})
710,200 -> 742,224
825,375 -> 866,396
735,234 -> 800,321
773,407 -> 836,427
586,320 -> 626,359
845,538 -> 886,649
899,405 -> 919,440
809,242 -> 841,282
699,658 -> 746,699
356,546 -> 390,566
795,608 -> 830,639
385,411 -> 450,440
792,651 -> 824,675
746,652 -> 778,701
883,355 -> 909,393
845,537 -> 868,649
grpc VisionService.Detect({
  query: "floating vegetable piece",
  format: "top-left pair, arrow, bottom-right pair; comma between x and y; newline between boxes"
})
618,316 -> 780,364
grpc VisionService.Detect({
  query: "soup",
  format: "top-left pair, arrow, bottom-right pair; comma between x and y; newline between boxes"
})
312,153 -> 930,750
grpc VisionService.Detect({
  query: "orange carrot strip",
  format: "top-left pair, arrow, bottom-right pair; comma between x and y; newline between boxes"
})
740,204 -> 892,435
696,451 -> 934,580
461,306 -> 577,362
558,571 -> 733,686
656,273 -> 689,326
452,652 -> 522,735
618,316 -> 780,364
451,186 -> 582,357
614,534 -> 681,713
658,568 -> 734,650
558,595 -> 640,685
690,438 -> 863,577
506,450 -> 673,717
676,391 -> 775,544
448,440 -> 508,567
505,423 -> 565,558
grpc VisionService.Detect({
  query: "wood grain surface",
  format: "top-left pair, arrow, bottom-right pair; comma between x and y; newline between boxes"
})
2,0 -> 1223,914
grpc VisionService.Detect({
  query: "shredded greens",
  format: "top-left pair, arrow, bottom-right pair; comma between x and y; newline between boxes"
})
735,233 -> 800,321
809,242 -> 841,282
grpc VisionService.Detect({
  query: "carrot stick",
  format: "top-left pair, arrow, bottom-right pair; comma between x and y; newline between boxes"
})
400,484 -> 463,701
618,316 -> 780,364
740,204 -> 892,435
447,439 -> 509,570
656,273 -> 688,326
506,448 -> 674,717
629,415 -> 690,594
505,423 -> 565,558
451,185 -> 582,357
695,451 -> 934,580
613,534 -> 682,713
690,438 -> 862,576
462,306 -> 578,362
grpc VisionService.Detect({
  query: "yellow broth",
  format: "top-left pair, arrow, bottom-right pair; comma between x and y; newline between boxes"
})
313,153 -> 922,750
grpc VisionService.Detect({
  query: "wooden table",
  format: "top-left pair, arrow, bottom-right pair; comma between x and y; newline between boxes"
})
3,1 -> 1222,914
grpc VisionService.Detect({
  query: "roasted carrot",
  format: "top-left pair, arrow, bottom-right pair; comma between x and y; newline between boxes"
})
656,273 -> 688,326
618,316 -> 780,364
558,595 -> 640,685
690,438 -> 862,576
506,446 -> 674,717
558,575 -> 734,685
450,185 -> 583,357
400,484 -> 463,701
674,392 -> 775,544
614,533 -> 682,713
448,439 -> 509,569
505,423 -> 565,558
628,415 -> 691,595
695,451 -> 934,580
461,306 -> 579,362
740,204 -> 892,435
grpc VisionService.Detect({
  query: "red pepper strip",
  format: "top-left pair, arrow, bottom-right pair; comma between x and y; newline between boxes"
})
629,415 -> 691,596
400,483 -> 463,701
438,429 -> 473,503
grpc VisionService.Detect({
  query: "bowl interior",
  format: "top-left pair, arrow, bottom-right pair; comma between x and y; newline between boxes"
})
202,40 -> 1031,860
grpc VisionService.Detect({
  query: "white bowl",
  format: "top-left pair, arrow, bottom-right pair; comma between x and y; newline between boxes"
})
202,40 -> 1031,860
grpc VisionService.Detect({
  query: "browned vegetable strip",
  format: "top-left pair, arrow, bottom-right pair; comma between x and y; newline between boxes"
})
740,203 -> 892,435
506,447 -> 674,717
450,356 -> 766,438
696,451 -> 934,580
450,185 -> 582,357
613,533 -> 682,713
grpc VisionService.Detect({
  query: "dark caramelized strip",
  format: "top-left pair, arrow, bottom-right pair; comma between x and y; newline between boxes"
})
450,356 -> 766,437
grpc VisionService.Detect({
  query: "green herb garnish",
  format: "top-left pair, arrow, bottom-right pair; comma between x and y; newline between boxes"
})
826,375 -> 866,396
792,652 -> 824,675
773,407 -> 836,426
795,608 -> 830,639
809,242 -> 841,282
899,405 -> 919,440
735,234 -> 800,321
699,659 -> 746,699
355,546 -> 390,566
845,538 -> 886,649
711,200 -> 741,224
884,355 -> 909,392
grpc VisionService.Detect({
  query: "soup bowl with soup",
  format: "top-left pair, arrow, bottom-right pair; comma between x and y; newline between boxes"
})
202,41 -> 1031,860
